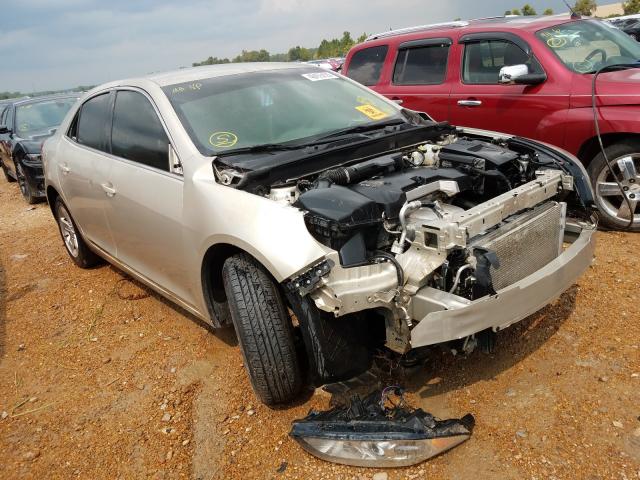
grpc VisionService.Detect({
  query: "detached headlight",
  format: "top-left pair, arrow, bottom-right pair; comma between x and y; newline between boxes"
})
290,387 -> 474,468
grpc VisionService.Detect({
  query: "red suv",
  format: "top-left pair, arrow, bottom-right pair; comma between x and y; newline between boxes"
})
343,16 -> 640,230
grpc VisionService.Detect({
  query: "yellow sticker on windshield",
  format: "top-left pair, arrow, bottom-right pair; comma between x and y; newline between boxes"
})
355,104 -> 388,121
209,131 -> 238,148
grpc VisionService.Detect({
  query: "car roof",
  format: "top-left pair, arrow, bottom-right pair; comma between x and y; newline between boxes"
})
98,62 -> 312,90
363,15 -> 587,45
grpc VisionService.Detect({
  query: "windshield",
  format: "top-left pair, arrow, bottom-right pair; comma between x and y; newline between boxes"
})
162,68 -> 402,155
15,98 -> 78,135
537,20 -> 640,73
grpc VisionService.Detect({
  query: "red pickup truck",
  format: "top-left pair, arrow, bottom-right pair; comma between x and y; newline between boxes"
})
343,15 -> 640,230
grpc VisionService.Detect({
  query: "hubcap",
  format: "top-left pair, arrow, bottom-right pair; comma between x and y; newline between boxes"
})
57,205 -> 79,257
596,154 -> 640,225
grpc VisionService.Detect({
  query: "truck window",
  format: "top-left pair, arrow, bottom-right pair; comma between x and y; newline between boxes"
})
346,45 -> 389,86
463,40 -> 543,84
393,43 -> 450,85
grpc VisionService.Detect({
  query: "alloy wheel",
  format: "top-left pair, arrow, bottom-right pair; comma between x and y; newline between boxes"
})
57,204 -> 80,258
595,154 -> 640,225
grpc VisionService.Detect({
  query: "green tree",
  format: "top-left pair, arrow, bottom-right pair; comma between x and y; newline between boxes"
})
356,33 -> 368,43
543,8 -> 554,14
522,4 -> 537,15
287,46 -> 312,61
573,0 -> 597,16
511,8 -> 522,15
623,0 -> 640,14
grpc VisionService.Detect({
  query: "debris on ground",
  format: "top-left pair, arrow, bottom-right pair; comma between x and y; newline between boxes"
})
290,387 -> 474,467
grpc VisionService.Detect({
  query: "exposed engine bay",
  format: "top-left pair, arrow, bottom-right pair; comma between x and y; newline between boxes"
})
213,123 -> 596,356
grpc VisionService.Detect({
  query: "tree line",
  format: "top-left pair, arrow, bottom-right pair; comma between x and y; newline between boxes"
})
192,31 -> 368,66
505,1 -> 639,16
0,85 -> 94,101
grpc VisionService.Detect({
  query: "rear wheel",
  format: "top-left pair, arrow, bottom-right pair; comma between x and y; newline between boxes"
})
222,253 -> 302,405
1,161 -> 16,182
588,141 -> 640,231
54,197 -> 102,268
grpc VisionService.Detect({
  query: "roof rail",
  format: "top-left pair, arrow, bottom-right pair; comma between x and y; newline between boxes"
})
366,21 -> 469,41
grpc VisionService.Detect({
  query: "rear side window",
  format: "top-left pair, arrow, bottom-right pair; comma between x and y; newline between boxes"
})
346,45 -> 388,86
111,90 -> 169,171
77,93 -> 111,152
462,40 -> 543,84
393,43 -> 450,85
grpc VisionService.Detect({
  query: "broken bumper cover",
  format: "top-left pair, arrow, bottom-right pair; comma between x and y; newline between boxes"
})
410,223 -> 596,348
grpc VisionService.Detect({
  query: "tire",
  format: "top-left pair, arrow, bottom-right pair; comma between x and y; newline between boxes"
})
587,140 -> 640,231
15,161 -> 37,204
1,161 -> 16,182
222,253 -> 302,405
54,197 -> 103,268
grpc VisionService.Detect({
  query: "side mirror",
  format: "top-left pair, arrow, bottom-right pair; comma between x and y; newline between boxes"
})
0,125 -> 10,135
499,65 -> 546,85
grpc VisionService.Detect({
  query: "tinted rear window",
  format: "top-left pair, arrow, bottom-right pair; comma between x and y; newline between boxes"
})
77,93 -> 111,152
346,45 -> 388,86
393,44 -> 450,85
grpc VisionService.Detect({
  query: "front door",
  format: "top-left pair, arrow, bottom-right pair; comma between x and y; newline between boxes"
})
101,89 -> 189,302
449,36 -> 569,147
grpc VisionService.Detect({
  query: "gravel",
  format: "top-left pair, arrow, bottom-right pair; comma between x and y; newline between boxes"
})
0,176 -> 638,479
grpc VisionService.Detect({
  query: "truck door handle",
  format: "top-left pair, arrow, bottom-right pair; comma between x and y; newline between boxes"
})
391,97 -> 404,105
101,183 -> 117,197
59,164 -> 70,175
457,99 -> 482,107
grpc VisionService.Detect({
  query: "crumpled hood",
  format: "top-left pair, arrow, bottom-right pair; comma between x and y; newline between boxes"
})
19,128 -> 56,154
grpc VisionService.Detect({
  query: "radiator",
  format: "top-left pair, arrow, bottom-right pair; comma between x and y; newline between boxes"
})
472,202 -> 566,291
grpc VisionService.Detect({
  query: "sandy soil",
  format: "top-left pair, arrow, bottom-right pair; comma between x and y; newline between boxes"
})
0,175 -> 639,480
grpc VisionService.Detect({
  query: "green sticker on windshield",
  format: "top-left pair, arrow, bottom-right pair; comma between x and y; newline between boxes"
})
209,131 -> 238,148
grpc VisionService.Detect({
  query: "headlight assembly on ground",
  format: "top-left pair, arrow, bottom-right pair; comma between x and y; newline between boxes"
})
290,387 -> 474,467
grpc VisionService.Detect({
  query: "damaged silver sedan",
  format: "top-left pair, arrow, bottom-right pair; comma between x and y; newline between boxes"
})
43,63 -> 596,406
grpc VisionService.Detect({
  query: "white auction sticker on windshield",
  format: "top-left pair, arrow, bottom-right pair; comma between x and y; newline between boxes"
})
302,72 -> 338,81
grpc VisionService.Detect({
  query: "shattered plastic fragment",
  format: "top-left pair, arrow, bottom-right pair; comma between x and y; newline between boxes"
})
290,387 -> 474,467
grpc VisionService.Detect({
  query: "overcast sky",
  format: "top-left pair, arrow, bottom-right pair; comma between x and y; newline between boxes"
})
0,0 -> 615,92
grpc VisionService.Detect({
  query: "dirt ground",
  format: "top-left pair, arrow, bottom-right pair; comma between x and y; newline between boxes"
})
0,175 -> 639,480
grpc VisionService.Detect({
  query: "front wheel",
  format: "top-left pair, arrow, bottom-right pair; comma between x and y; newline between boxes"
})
587,141 -> 640,231
222,253 -> 302,405
15,162 -> 37,204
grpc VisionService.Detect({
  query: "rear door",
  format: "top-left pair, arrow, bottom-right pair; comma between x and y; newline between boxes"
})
449,33 -> 569,146
57,92 -> 117,254
0,106 -> 15,174
102,89 -> 189,301
377,38 -> 453,121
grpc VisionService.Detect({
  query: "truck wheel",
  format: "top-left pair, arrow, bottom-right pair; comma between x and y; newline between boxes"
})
1,161 -> 16,182
588,141 -> 640,231
15,162 -> 37,204
54,197 -> 102,268
222,253 -> 302,405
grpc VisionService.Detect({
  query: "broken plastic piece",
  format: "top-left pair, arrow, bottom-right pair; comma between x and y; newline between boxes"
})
290,388 -> 474,467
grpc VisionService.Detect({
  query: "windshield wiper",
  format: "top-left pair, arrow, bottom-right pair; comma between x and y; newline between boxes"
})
313,118 -> 407,142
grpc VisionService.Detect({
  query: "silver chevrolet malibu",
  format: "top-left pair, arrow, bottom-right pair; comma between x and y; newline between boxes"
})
43,63 -> 596,406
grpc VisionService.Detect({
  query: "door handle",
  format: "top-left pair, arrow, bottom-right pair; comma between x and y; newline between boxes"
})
101,183 -> 117,197
457,99 -> 482,107
59,164 -> 70,175
391,97 -> 404,105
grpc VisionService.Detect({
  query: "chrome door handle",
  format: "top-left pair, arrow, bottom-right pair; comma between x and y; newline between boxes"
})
59,164 -> 70,175
457,100 -> 482,107
391,98 -> 404,105
101,183 -> 117,197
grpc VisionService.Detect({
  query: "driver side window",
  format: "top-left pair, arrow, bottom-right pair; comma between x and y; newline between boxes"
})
463,40 -> 543,84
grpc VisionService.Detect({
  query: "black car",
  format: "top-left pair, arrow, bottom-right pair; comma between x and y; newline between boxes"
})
622,19 -> 640,41
0,94 -> 79,203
